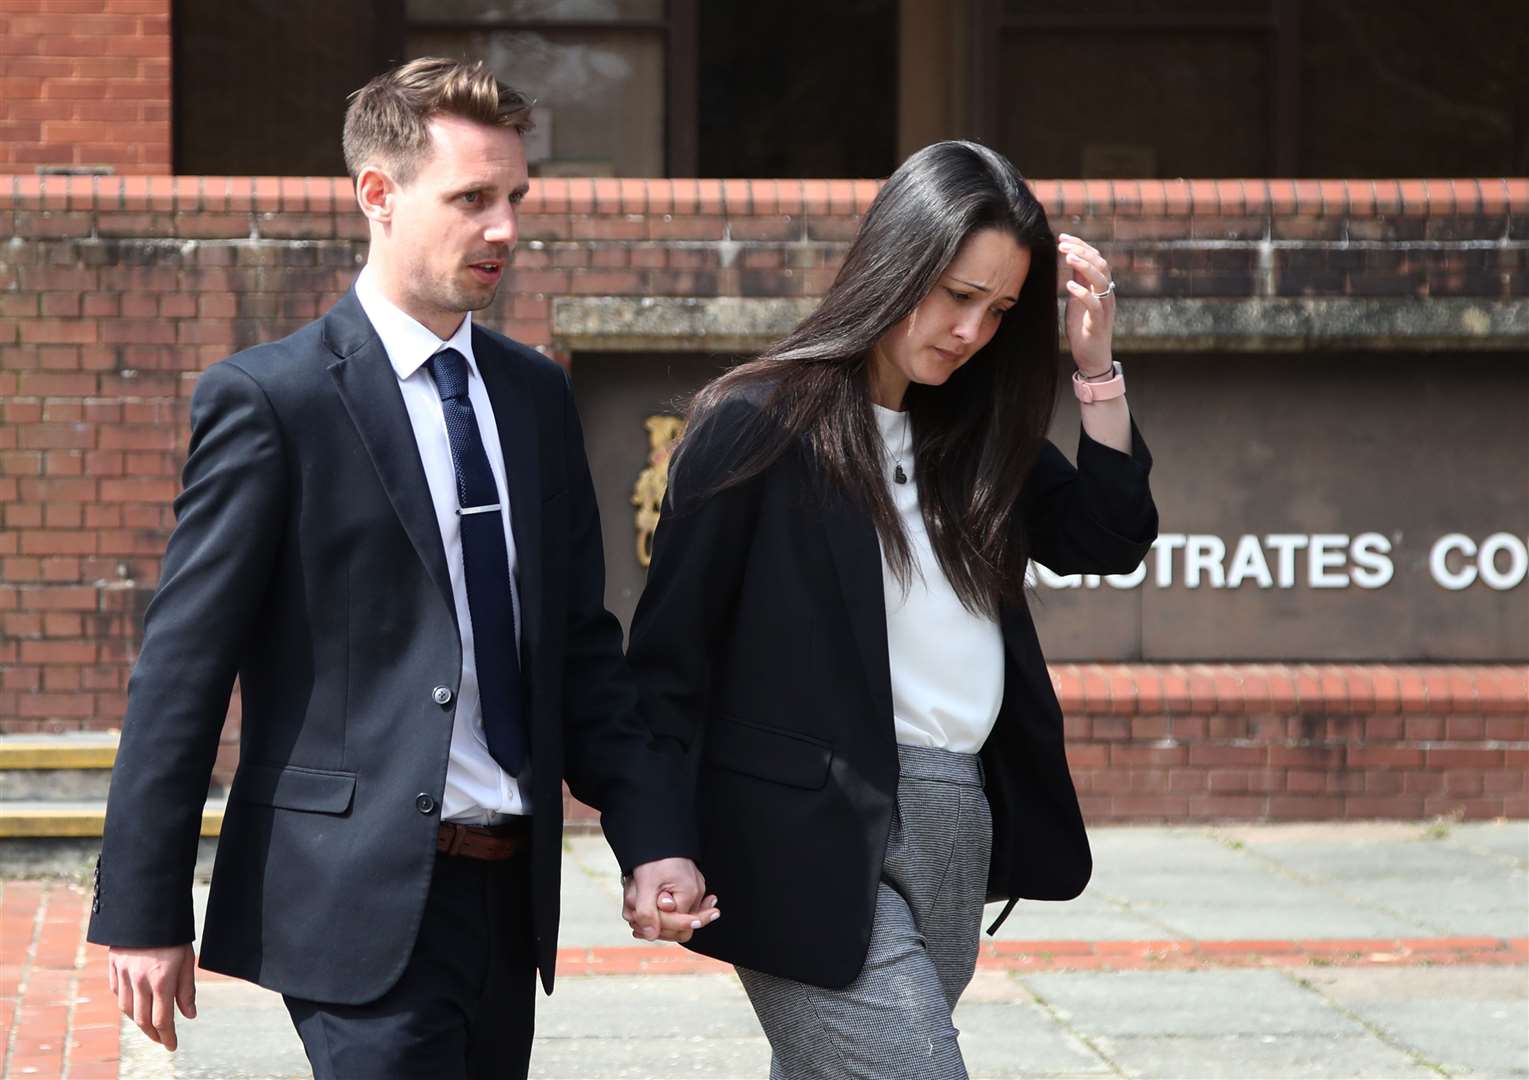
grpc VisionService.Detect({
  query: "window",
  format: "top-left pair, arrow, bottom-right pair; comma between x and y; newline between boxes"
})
407,0 -> 689,176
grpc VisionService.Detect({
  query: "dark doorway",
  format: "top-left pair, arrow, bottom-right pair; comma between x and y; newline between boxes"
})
697,0 -> 898,179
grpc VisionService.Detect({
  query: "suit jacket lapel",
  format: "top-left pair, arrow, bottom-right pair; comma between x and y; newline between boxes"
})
474,328 -> 543,668
323,290 -> 457,628
821,494 -> 895,728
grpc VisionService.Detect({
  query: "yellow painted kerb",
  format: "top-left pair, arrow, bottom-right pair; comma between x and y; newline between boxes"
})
0,805 -> 224,839
0,739 -> 119,770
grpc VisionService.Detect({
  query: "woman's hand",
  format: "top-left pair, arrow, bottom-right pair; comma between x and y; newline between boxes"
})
1059,233 -> 1116,377
621,858 -> 720,943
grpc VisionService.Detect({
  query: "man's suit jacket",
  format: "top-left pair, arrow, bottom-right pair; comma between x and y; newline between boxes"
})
627,394 -> 1157,989
87,290 -> 689,1002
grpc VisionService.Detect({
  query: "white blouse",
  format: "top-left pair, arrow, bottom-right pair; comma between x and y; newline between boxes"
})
873,404 -> 1006,753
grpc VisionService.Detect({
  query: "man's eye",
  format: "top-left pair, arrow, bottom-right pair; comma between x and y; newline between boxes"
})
510,191 -> 526,205
461,191 -> 482,206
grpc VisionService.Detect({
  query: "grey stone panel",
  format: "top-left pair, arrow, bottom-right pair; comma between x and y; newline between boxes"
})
552,297 -> 1529,352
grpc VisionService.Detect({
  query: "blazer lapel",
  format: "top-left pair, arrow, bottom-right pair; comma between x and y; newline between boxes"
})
473,329 -> 543,668
323,291 -> 457,627
821,494 -> 895,728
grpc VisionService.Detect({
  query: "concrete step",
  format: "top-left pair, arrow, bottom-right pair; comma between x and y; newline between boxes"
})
0,798 -> 226,838
0,796 -> 225,878
0,732 -> 120,768
0,732 -> 120,801
0,835 -> 222,880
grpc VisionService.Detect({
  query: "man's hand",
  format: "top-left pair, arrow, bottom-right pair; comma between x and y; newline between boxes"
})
107,943 -> 197,1051
622,857 -> 719,944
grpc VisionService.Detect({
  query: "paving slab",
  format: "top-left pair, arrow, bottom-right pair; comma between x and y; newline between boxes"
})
1020,969 -> 1454,1079
993,890 -> 1185,943
65,822 -> 1529,1080
1448,820 -> 1529,863
558,835 -> 644,949
1345,880 -> 1527,939
118,979 -> 307,1080
953,970 -> 1117,1078
955,993 -> 1115,1077
1064,826 -> 1431,936
1019,969 -> 1362,1040
115,974 -> 778,1080
1082,828 -> 1260,895
528,1035 -> 772,1079
1137,900 -> 1426,941
529,974 -> 769,1078
172,824 -> 1529,953
1300,965 -> 1529,1079
114,971 -> 1126,1080
1093,1032 -> 1438,1079
969,825 -> 1431,944
533,973 -> 762,1041
1209,820 -> 1529,938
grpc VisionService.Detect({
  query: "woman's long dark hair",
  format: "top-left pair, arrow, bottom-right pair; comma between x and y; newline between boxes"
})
678,140 -> 1059,615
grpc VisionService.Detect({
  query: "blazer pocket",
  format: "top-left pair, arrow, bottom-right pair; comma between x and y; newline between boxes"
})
230,763 -> 357,814
706,717 -> 833,790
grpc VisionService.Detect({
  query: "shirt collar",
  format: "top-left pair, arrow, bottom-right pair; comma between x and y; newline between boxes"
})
354,264 -> 477,382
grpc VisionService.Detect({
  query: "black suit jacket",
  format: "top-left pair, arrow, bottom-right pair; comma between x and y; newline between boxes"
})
87,290 -> 689,1002
627,395 -> 1157,988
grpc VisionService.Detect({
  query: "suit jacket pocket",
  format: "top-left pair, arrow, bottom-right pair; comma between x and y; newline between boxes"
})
230,763 -> 357,814
706,717 -> 833,790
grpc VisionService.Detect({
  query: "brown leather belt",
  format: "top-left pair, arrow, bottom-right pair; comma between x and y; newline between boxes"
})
437,820 -> 530,861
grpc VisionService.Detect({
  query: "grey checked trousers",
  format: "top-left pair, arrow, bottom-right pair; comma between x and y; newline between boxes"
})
737,743 -> 994,1080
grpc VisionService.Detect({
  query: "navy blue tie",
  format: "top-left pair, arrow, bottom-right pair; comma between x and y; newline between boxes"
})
427,347 -> 529,776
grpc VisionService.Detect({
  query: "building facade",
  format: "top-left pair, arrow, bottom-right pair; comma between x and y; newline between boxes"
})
2,0 -> 1527,822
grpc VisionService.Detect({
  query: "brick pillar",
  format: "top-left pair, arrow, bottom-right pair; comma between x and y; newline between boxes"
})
0,0 -> 172,175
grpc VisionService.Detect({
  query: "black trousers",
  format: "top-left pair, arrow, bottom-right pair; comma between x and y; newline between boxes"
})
284,849 -> 537,1080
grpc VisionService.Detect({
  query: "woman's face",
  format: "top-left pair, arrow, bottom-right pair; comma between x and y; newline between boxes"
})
870,227 -> 1032,407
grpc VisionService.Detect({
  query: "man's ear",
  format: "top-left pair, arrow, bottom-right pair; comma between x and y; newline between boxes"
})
355,164 -> 395,225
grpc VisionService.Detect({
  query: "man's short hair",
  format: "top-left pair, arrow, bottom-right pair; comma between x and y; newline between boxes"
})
343,57 -> 535,184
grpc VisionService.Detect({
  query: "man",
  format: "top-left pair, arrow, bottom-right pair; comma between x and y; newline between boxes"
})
88,58 -> 715,1079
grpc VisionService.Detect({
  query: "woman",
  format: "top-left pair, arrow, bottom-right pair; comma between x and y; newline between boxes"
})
625,141 -> 1157,1079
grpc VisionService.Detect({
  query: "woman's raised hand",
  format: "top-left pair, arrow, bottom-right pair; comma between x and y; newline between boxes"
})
1059,233 -> 1116,377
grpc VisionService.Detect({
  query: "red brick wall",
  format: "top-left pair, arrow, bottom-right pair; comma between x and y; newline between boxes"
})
2,174 -> 1526,822
0,0 -> 172,175
558,666 -> 1529,827
1057,665 -> 1528,822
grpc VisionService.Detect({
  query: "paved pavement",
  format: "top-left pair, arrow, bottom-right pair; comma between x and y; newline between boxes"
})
4,820 -> 1526,1079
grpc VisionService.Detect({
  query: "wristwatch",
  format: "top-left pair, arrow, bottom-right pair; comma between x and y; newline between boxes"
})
1072,361 -> 1125,403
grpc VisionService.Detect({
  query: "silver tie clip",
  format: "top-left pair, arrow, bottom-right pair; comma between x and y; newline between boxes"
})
457,503 -> 502,516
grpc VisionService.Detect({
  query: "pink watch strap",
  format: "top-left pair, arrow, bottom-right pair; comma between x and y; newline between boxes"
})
1072,362 -> 1125,403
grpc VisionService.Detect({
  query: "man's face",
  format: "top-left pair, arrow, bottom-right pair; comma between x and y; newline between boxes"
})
376,115 -> 529,336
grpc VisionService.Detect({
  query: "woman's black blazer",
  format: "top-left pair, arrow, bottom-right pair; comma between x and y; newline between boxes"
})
627,395 -> 1157,988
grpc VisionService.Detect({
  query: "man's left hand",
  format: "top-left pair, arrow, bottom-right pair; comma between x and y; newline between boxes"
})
622,858 -> 719,943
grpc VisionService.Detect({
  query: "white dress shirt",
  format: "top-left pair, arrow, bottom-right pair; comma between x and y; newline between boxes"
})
874,404 -> 1005,753
354,266 -> 530,820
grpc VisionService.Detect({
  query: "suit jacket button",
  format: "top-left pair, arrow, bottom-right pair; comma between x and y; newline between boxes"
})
415,793 -> 437,815
432,686 -> 453,706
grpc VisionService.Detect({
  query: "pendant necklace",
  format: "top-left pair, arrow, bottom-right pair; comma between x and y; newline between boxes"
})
890,411 -> 910,485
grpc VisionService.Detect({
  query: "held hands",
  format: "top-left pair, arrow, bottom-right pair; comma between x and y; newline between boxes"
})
621,856 -> 720,944
106,943 -> 197,1052
1059,233 -> 1117,377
